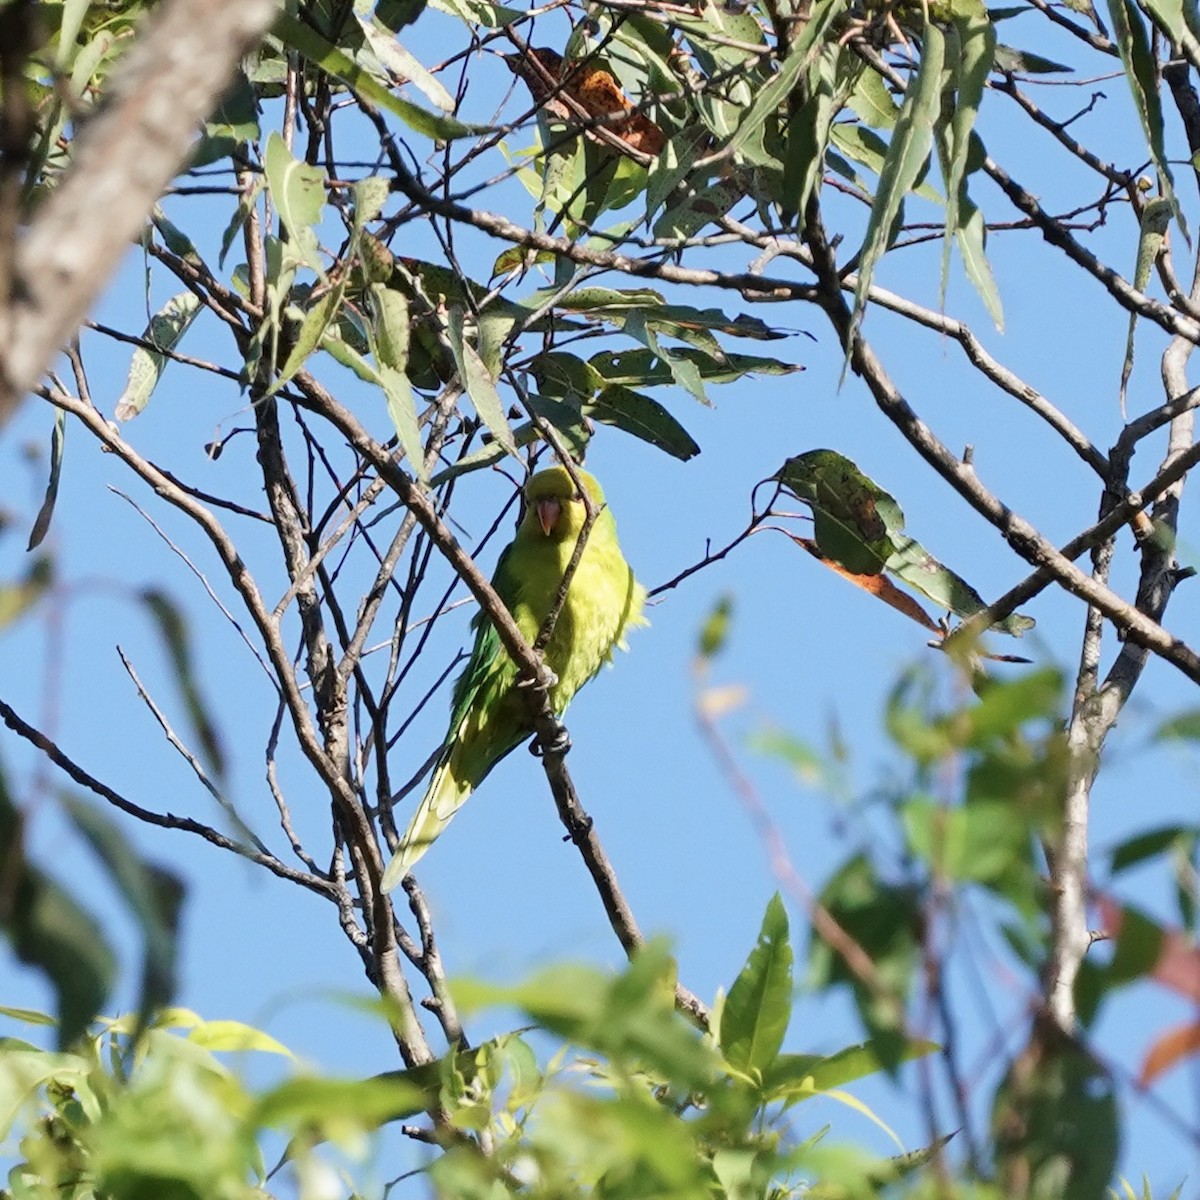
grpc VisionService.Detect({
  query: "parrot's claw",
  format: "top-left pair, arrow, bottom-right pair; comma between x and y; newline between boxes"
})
529,720 -> 571,758
518,665 -> 559,691
562,815 -> 594,845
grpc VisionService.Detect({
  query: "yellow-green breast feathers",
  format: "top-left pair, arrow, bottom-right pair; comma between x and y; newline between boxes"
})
381,467 -> 645,889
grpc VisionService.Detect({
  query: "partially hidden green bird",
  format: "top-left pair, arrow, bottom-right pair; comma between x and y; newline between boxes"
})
381,465 -> 646,891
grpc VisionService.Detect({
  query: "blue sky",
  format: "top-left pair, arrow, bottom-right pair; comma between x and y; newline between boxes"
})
5,4 -> 1200,1191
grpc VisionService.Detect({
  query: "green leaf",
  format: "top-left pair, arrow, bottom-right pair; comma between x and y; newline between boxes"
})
381,366 -> 429,486
652,177 -> 743,240
698,594 -> 734,660
993,1037 -> 1118,1200
848,66 -> 900,129
139,589 -> 226,784
590,346 -> 802,389
901,797 -> 1030,885
255,1074 -> 429,1131
192,70 -> 261,166
548,286 -> 790,340
352,175 -> 391,233
0,771 -> 115,1048
761,1037 -> 937,1103
356,15 -> 454,112
646,127 -> 710,220
992,43 -> 1074,72
114,291 -> 203,420
27,409 -> 65,551
273,12 -> 475,140
585,386 -> 700,460
726,40 -> 815,162
937,13 -> 996,314
808,855 -> 918,1068
59,794 -> 183,1031
777,449 -> 899,574
273,285 -> 343,392
1155,709 -> 1200,740
956,196 -> 1004,329
1110,824 -> 1199,873
446,306 -> 516,459
847,25 -> 945,369
427,0 -> 523,27
778,450 -> 1034,634
262,131 -> 327,273
1106,903 -> 1164,986
1106,0 -> 1186,241
720,893 -> 794,1075
783,48 -> 838,220
187,1019 -> 296,1057
0,556 -> 52,628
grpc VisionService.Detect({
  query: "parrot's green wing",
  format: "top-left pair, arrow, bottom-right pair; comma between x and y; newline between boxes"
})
442,540 -> 525,755
380,545 -> 529,892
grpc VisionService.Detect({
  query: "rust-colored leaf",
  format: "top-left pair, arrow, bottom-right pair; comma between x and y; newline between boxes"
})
505,46 -> 665,156
1138,1021 -> 1200,1087
1098,895 -> 1200,1003
795,536 -> 941,633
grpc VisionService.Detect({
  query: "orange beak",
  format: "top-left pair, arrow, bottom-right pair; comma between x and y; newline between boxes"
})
535,497 -> 562,536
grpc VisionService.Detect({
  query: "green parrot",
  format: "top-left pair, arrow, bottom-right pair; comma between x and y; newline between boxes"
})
381,465 -> 646,890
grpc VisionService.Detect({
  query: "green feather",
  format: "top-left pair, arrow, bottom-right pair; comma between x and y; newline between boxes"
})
381,466 -> 645,889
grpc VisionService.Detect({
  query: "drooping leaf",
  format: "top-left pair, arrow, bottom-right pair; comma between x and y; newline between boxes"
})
114,291 -> 203,421
937,13 -> 997,316
0,771 -> 115,1048
585,386 -> 700,460
777,450 -> 898,575
356,14 -> 454,112
777,450 -> 1034,635
1105,0 -> 1186,240
955,195 -> 1004,329
0,557 -> 53,628
590,346 -> 802,389
791,536 -> 942,632
993,1034 -> 1119,1200
846,25 -> 946,367
991,43 -> 1074,72
272,285 -> 343,392
1119,196 -> 1172,412
59,793 -> 183,1031
262,131 -> 327,273
446,306 -> 517,459
783,47 -> 839,220
139,589 -> 226,784
726,14 -> 830,162
273,12 -> 475,140
27,409 -> 65,551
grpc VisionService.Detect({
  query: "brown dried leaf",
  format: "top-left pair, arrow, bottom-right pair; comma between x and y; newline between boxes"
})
1138,1021 -> 1200,1087
795,537 -> 942,633
506,46 -> 665,156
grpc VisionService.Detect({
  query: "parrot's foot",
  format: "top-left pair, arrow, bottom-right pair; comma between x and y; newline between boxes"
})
517,665 -> 559,691
562,814 -> 594,845
529,720 -> 571,758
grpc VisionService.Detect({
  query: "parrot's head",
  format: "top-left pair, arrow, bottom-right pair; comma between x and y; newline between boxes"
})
522,465 -> 606,542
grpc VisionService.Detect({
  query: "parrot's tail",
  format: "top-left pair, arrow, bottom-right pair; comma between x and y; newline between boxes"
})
380,759 -> 472,892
